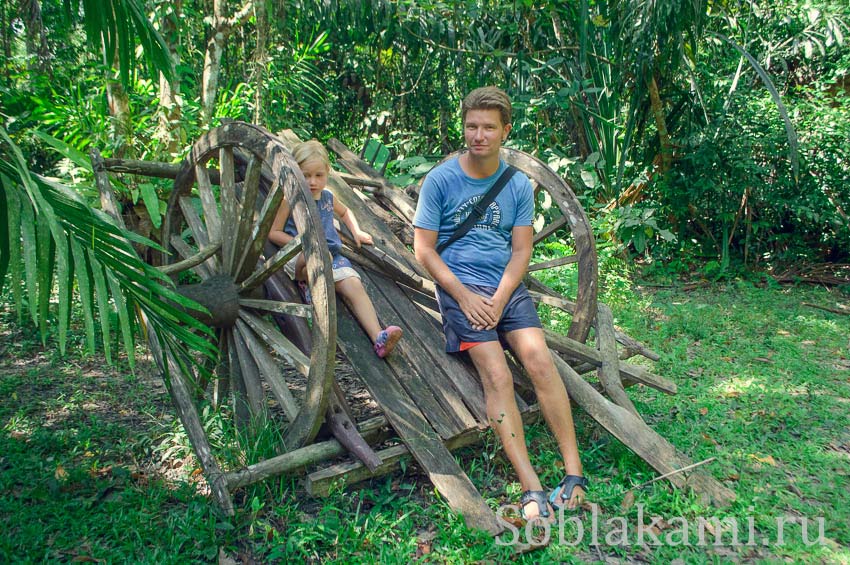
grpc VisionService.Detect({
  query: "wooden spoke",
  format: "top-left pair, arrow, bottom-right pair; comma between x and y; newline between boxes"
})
238,310 -> 311,377
239,234 -> 302,292
159,240 -> 222,275
234,181 -> 284,282
225,329 -> 251,430
219,145 -> 238,272
235,318 -> 299,422
170,235 -> 212,279
232,324 -> 267,418
212,328 -> 229,409
196,164 -> 221,243
238,298 -> 312,318
528,254 -> 578,272
231,155 -> 263,277
533,214 -> 567,244
179,196 -> 210,248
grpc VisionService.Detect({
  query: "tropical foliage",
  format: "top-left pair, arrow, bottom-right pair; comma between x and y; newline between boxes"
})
1,0 -> 848,361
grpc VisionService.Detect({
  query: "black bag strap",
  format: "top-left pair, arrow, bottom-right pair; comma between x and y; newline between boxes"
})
437,165 -> 518,254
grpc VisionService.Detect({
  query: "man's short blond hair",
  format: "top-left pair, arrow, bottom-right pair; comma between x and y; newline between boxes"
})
291,139 -> 330,169
461,86 -> 512,126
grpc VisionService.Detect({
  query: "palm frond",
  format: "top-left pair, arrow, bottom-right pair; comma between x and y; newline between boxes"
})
709,32 -> 801,183
0,127 -> 215,379
79,0 -> 174,85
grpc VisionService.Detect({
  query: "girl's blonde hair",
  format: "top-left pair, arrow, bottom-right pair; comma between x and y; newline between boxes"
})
292,140 -> 330,169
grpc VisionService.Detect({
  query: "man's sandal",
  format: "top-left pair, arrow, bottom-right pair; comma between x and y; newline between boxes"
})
548,475 -> 589,510
519,490 -> 551,521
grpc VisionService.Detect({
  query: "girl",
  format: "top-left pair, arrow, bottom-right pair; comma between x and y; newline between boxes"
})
269,140 -> 402,358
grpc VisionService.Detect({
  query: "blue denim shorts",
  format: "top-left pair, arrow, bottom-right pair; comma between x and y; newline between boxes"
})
435,283 -> 542,353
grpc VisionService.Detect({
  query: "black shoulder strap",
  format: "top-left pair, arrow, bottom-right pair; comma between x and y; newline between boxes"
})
437,165 -> 518,254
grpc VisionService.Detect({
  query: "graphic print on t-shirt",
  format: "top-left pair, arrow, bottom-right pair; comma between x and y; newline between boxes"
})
451,195 -> 502,232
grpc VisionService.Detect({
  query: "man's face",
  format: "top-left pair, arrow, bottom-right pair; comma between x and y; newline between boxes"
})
463,108 -> 511,159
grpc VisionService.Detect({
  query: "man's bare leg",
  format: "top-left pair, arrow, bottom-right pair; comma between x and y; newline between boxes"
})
467,341 -> 548,518
505,327 -> 585,509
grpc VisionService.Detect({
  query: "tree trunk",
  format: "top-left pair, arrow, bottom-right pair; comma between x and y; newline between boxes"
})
156,0 -> 183,155
2,2 -> 12,85
106,75 -> 132,158
647,72 -> 672,173
252,1 -> 268,125
19,0 -> 51,79
201,0 -> 254,125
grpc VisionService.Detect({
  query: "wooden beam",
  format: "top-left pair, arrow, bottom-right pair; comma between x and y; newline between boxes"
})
552,356 -> 736,507
544,329 -> 677,395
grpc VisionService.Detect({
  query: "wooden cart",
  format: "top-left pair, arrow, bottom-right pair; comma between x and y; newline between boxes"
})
92,121 -> 734,533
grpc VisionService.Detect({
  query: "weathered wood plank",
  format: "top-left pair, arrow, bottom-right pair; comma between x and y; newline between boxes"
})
528,280 -> 661,362
169,235 -> 213,279
357,274 -> 473,437
238,298 -> 312,318
532,214 -> 567,245
335,296 -> 501,534
528,254 -> 578,272
239,310 -> 311,377
219,146 -> 238,273
366,271 -> 489,424
158,241 -> 221,275
306,406 -> 542,498
552,356 -> 736,507
231,155 -> 263,277
544,329 -> 677,395
596,304 -> 639,415
233,324 -> 267,420
327,137 -> 418,224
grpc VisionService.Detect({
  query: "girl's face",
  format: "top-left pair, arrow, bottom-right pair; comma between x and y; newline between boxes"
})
299,158 -> 329,200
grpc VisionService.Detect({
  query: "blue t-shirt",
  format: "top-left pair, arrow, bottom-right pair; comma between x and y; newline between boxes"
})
413,157 -> 534,287
284,189 -> 352,270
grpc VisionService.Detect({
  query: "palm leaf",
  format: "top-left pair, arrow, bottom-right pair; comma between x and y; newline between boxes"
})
1,128 -> 216,383
78,0 -> 174,85
709,32 -> 800,183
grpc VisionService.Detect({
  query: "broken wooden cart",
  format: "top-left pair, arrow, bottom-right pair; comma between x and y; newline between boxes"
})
92,121 -> 735,534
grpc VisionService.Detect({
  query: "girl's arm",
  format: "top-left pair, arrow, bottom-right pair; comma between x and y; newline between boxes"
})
269,198 -> 307,279
268,199 -> 294,247
334,198 -> 373,247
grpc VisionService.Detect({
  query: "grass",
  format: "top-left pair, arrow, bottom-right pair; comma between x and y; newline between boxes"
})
1,277 -> 849,563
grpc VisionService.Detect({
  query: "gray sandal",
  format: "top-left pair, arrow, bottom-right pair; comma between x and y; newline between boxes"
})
549,475 -> 588,510
519,490 -> 551,520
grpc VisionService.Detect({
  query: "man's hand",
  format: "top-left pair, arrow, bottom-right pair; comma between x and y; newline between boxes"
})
458,288 -> 498,330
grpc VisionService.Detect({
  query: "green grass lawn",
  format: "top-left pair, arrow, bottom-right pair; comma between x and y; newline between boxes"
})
1,280 -> 848,563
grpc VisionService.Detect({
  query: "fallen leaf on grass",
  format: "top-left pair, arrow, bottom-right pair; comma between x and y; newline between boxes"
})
801,340 -> 816,346
621,490 -> 635,511
749,454 -> 777,466
55,464 -> 68,481
777,330 -> 790,336
699,407 -> 709,415
701,433 -> 719,446
753,357 -> 773,364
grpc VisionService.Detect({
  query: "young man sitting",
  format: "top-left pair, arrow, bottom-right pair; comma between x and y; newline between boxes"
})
413,86 -> 587,520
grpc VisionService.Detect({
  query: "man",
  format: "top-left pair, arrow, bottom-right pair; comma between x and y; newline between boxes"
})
413,86 -> 586,520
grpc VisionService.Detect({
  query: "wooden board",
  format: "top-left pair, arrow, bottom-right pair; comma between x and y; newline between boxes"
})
334,295 -> 501,534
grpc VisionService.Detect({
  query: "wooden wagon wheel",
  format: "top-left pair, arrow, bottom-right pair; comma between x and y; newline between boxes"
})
425,148 -> 598,343
161,122 -> 336,450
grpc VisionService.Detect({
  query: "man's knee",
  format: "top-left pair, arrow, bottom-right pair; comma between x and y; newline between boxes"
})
522,347 -> 557,382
